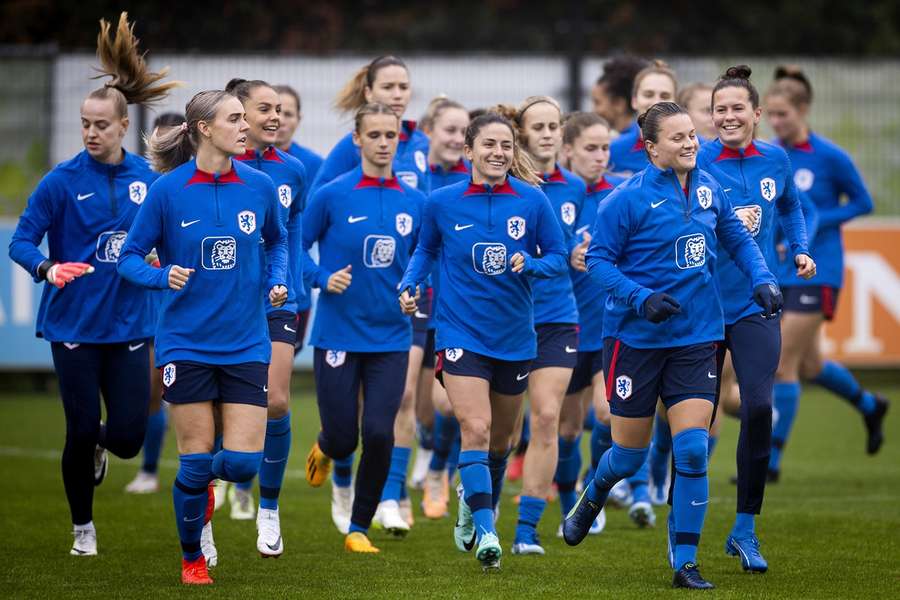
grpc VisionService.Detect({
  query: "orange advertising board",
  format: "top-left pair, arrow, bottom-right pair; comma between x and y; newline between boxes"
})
821,220 -> 900,366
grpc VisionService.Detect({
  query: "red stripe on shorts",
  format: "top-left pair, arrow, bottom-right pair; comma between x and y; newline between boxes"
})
605,340 -> 621,394
822,286 -> 835,320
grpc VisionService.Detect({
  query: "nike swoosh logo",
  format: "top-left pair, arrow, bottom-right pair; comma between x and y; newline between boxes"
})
516,373 -> 529,381
63,343 -> 80,350
77,193 -> 95,201
414,310 -> 428,319
181,219 -> 200,228
283,325 -> 296,333
463,530 -> 477,551
565,346 -> 577,353
651,199 -> 667,208
183,514 -> 203,522
348,216 -> 368,223
723,188 -> 732,193
690,500 -> 709,506
575,225 -> 590,235
128,342 -> 145,352
454,224 -> 474,231
266,537 -> 282,551
263,385 -> 268,392
263,457 -> 287,464
707,371 -> 717,379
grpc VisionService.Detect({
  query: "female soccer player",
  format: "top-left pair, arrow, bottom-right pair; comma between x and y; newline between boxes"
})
398,111 -> 567,570
677,83 -> 716,141
696,65 -> 815,573
765,66 -> 888,473
564,101 -> 782,589
227,77 -> 308,556
608,60 -> 678,177
302,103 -> 425,554
118,89 -> 289,585
9,13 -> 175,556
591,55 -> 649,134
561,111 -> 623,537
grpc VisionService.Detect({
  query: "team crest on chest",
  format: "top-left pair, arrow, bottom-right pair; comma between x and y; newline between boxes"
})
507,216 -> 526,240
277,185 -> 292,208
696,186 -> 713,210
615,375 -> 632,400
760,178 -> 777,202
794,168 -> 814,192
238,210 -> 256,235
415,150 -> 427,173
560,202 -> 576,226
128,181 -> 147,205
396,212 -> 413,237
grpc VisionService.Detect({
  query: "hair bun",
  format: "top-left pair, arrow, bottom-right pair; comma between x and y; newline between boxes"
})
225,78 -> 247,93
724,65 -> 752,80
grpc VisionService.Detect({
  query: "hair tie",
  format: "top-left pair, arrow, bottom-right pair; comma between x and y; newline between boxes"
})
180,122 -> 188,133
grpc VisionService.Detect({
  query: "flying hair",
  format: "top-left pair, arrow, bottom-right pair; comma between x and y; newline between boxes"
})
465,112 -> 541,185
335,55 -> 408,114
712,64 -> 760,108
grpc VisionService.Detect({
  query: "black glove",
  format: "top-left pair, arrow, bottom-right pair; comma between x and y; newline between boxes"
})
642,292 -> 681,324
753,283 -> 784,319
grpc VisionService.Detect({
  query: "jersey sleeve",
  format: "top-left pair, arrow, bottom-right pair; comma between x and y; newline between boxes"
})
817,149 -> 874,228
117,180 -> 170,290
715,188 -> 777,289
523,191 -> 567,279
400,195 -> 441,293
301,185 -> 332,290
9,172 -> 60,281
308,135 -> 359,199
260,178 -> 289,291
287,167 -> 306,304
775,152 -> 810,258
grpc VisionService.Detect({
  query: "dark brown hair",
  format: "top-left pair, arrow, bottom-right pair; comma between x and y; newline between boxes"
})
562,112 -> 610,146
274,84 -> 302,112
637,101 -> 689,145
712,65 -> 760,108
225,78 -> 275,105
595,55 -> 649,117
767,65 -> 813,108
464,112 -> 540,185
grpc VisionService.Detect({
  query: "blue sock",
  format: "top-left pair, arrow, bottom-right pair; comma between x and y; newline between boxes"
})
380,446 -> 411,502
732,512 -> 755,538
212,434 -> 223,455
588,421 -> 612,485
628,458 -> 651,504
259,413 -> 291,510
555,435 -> 582,517
707,434 -> 719,458
173,453 -> 212,561
583,406 -> 597,430
672,428 -> 709,570
141,406 -> 167,474
212,449 -> 263,483
515,495 -> 547,544
447,437 -> 460,483
430,412 -> 457,471
333,454 -> 354,488
649,414 -> 672,488
815,360 -> 876,415
587,443 -> 649,504
348,522 -> 367,535
488,450 -> 509,510
770,382 -> 801,472
459,450 -> 494,541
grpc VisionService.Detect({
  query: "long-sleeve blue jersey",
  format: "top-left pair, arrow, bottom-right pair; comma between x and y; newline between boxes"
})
608,121 -> 649,178
774,132 -> 873,288
400,177 -> 567,361
698,139 -> 809,324
117,159 -> 288,366
9,149 -> 159,343
571,175 -> 623,352
586,163 -> 776,349
235,146 -> 307,313
303,167 -> 424,353
532,166 -> 585,325
309,120 -> 430,196
286,142 -> 324,190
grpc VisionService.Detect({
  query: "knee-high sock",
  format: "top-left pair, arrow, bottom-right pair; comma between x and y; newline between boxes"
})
672,428 -> 709,570
488,451 -> 509,510
814,361 -> 876,415
649,414 -> 672,488
173,453 -> 213,561
586,443 -> 649,504
770,382 -> 800,471
380,446 -> 411,502
587,421 -> 612,485
459,450 -> 494,541
555,435 -> 582,516
333,454 -> 354,488
627,457 -> 651,504
259,413 -> 291,510
515,495 -> 547,543
141,406 -> 167,474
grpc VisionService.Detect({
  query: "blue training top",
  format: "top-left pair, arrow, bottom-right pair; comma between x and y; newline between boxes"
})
586,163 -> 776,349
697,139 -> 809,325
286,141 -> 324,189
303,166 -> 424,353
608,121 -> 648,178
117,159 -> 288,366
400,176 -> 568,361
9,149 -> 159,343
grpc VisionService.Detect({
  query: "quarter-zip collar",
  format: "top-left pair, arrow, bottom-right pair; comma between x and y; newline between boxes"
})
430,158 -> 469,175
235,146 -> 284,163
463,179 -> 519,196
355,174 -> 403,191
586,177 -> 614,194
540,165 -> 568,184
714,140 -> 762,161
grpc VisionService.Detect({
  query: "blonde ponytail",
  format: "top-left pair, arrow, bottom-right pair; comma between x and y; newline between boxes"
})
334,55 -> 408,114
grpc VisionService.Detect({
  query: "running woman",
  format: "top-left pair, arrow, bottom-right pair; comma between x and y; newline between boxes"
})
561,111 -> 623,537
591,55 -> 650,135
608,60 -> 678,177
695,65 -> 815,573
398,111 -> 568,571
8,13 -> 175,556
302,103 -> 425,554
118,89 -> 289,585
227,77 -> 307,556
677,83 -> 716,142
765,66 -> 888,474
564,101 -> 782,589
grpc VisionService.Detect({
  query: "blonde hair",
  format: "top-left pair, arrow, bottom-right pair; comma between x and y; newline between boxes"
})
147,90 -> 233,173
335,55 -> 408,114
354,102 -> 399,133
466,110 -> 541,186
420,96 -> 466,133
676,82 -> 712,110
632,59 -> 678,98
88,12 -> 179,117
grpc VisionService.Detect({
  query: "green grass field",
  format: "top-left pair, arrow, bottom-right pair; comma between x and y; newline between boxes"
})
1,382 -> 898,599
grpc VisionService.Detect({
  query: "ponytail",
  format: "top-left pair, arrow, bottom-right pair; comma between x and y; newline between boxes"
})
335,55 -> 408,114
147,90 -> 233,173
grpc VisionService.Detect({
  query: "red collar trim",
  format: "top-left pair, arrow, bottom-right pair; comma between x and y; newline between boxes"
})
540,167 -> 567,183
431,158 -> 469,174
793,140 -> 814,152
631,136 -> 645,152
235,147 -> 283,163
463,180 -> 519,196
399,120 -> 417,142
185,167 -> 243,186
715,141 -> 762,161
354,174 -> 403,191
586,177 -> 614,194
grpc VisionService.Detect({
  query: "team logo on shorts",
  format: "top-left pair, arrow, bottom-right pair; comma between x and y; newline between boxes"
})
675,233 -> 706,269
237,210 -> 257,235
696,186 -> 713,210
415,150 -> 427,173
794,168 -> 814,192
95,230 -> 127,263
202,236 -> 237,270
396,213 -> 413,237
128,181 -> 147,205
760,178 -> 777,202
397,171 -> 418,189
162,363 -> 176,387
507,216 -> 526,240
444,348 -> 464,362
325,350 -> 346,368
615,375 -> 632,400
364,235 -> 396,268
277,185 -> 292,208
472,242 -> 507,275
560,202 -> 576,226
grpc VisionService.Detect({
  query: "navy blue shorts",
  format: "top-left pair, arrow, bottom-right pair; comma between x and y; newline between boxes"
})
782,285 -> 840,321
435,348 -> 532,395
602,339 -> 718,418
531,323 -> 579,370
412,287 -> 433,334
161,361 -> 268,407
418,329 -> 436,369
268,310 -> 299,345
293,309 -> 311,354
567,349 -> 604,395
